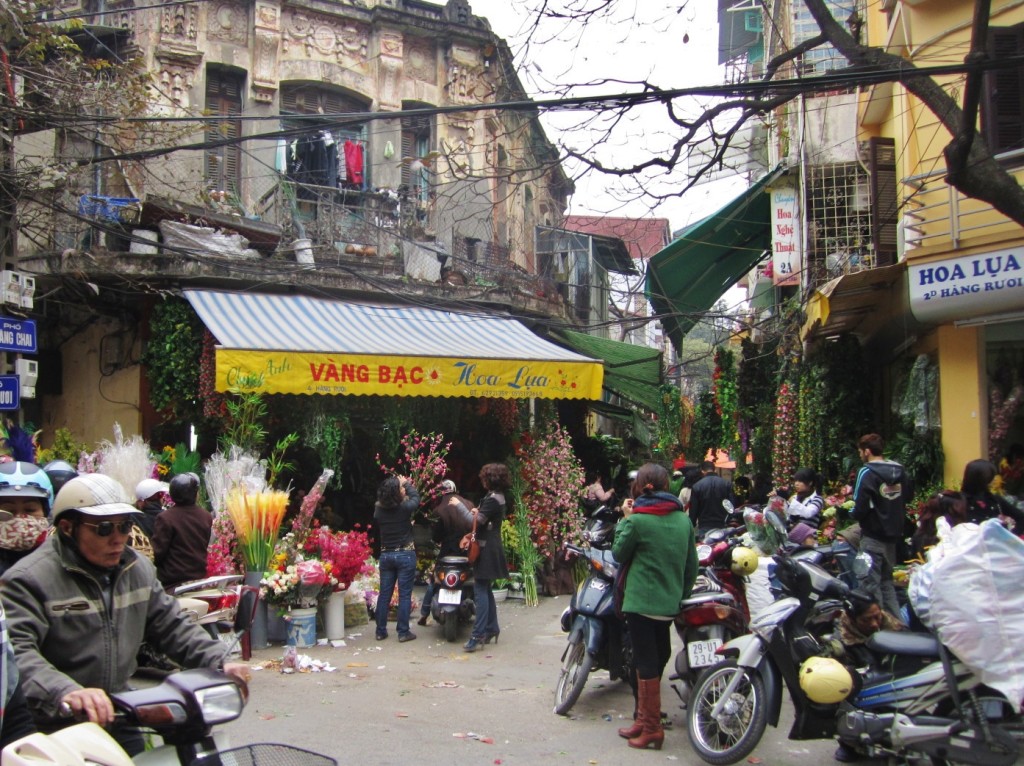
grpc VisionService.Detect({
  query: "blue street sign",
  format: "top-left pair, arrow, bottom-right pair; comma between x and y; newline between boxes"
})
0,376 -> 20,410
0,317 -> 36,353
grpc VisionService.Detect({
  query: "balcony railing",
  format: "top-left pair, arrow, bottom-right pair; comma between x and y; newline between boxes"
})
902,150 -> 1024,251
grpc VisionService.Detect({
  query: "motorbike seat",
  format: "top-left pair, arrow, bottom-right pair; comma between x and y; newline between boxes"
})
438,556 -> 470,565
866,630 -> 941,657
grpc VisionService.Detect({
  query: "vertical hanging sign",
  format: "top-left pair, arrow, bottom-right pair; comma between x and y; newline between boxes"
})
771,186 -> 801,287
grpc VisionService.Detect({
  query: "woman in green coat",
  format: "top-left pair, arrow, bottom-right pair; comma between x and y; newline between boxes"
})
612,463 -> 698,751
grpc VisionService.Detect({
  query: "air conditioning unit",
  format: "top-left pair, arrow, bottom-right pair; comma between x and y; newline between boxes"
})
1,271 -> 22,306
15,359 -> 38,388
20,386 -> 35,400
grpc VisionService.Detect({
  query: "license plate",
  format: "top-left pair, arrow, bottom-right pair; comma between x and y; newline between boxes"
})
687,639 -> 723,668
438,588 -> 462,605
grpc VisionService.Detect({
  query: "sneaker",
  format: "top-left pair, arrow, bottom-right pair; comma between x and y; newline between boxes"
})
398,632 -> 417,643
833,743 -> 862,763
375,630 -> 388,641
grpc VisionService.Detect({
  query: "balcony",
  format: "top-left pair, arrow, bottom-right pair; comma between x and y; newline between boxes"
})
902,151 -> 1024,252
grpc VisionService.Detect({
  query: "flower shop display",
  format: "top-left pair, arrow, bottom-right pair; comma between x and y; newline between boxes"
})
509,459 -> 543,606
772,382 -> 799,489
513,424 -> 586,560
205,447 -> 268,576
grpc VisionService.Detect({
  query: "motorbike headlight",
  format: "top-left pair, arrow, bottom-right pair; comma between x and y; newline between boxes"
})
195,683 -> 244,725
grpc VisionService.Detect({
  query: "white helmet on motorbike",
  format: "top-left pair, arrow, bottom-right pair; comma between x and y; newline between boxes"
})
730,546 -> 758,576
799,656 -> 854,704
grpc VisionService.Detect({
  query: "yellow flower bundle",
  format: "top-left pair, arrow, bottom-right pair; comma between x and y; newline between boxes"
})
226,487 -> 289,573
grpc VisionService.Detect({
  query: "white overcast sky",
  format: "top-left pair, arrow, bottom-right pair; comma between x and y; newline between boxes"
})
473,0 -> 748,234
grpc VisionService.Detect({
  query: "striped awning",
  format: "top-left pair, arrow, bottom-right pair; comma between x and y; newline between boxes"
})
184,290 -> 603,400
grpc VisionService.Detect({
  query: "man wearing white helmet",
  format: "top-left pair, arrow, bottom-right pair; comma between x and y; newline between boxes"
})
0,473 -> 250,756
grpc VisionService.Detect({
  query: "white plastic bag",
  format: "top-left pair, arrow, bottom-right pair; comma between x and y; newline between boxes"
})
907,519 -> 1024,712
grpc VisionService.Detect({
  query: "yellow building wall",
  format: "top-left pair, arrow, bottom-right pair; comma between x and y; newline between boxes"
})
38,321 -> 141,449
861,2 -> 1024,482
936,324 -> 985,485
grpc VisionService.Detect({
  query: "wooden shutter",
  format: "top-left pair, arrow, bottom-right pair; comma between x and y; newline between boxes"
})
869,137 -> 898,267
204,69 -> 243,193
983,28 -> 1024,154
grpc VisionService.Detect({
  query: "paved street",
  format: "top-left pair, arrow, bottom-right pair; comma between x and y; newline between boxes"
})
217,588 -> 841,765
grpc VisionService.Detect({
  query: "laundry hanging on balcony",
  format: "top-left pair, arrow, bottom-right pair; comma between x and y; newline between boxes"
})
184,290 -> 603,401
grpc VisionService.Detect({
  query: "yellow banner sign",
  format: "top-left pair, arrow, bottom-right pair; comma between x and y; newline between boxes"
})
216,349 -> 604,400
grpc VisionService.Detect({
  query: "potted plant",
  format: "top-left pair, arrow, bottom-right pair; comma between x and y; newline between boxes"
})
492,578 -> 510,602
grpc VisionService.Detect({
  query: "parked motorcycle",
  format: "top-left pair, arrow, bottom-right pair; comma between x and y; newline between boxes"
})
685,554 -> 1021,765
174,574 -> 246,639
580,503 -> 621,549
670,527 -> 756,706
430,555 -> 476,643
554,542 -> 633,716
138,575 -> 246,675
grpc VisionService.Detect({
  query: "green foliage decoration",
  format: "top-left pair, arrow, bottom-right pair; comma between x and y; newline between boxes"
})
142,299 -> 205,423
688,390 -> 721,464
655,385 -> 685,458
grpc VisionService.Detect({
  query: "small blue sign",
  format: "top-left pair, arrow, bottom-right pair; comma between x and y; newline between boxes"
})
0,376 -> 20,411
0,317 -> 36,353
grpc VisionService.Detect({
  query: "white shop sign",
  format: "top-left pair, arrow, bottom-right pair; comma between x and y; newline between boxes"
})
770,186 -> 801,287
909,248 -> 1024,324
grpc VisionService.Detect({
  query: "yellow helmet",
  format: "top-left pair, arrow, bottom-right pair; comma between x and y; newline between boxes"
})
730,546 -> 758,576
799,656 -> 853,704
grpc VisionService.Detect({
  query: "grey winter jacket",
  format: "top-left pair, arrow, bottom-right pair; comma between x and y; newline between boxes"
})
0,532 -> 225,720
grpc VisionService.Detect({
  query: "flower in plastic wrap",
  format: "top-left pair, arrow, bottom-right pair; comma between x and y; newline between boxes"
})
744,506 -> 786,555
296,559 -> 329,606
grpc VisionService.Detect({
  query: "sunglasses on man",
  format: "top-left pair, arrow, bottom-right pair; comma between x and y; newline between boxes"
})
80,519 -> 135,536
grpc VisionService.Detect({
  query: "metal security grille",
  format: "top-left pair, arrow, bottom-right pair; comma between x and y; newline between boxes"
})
806,162 -> 875,287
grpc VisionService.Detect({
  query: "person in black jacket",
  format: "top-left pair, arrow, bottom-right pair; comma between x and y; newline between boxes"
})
960,459 -> 1024,534
463,463 -> 510,653
851,434 -> 912,618
373,475 -> 420,643
417,480 -> 473,627
151,473 -> 211,591
689,461 -> 732,537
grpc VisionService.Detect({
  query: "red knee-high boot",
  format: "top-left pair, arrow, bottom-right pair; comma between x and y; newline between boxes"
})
628,677 -> 664,750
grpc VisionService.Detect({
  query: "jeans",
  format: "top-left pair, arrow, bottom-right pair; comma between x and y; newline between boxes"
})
376,549 -> 417,637
859,536 -> 900,617
472,578 -> 498,639
421,578 -> 435,618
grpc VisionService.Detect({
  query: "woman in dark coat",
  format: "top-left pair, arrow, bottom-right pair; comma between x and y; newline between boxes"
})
463,463 -> 510,653
961,459 -> 1024,534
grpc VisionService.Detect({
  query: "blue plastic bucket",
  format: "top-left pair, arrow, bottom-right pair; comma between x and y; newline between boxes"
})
285,607 -> 318,647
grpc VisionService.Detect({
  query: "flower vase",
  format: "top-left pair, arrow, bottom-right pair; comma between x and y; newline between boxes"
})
244,570 -> 269,650
322,589 -> 346,640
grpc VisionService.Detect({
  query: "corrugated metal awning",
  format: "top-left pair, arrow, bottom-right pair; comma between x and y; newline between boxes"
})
184,290 -> 603,400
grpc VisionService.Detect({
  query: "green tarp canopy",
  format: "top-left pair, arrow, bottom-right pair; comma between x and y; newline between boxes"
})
551,329 -> 664,413
646,167 -> 783,352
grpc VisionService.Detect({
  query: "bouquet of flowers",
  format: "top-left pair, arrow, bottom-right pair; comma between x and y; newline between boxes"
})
303,524 -> 373,592
226,487 -> 289,573
375,430 -> 450,515
743,506 -> 786,555
261,555 -> 333,609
